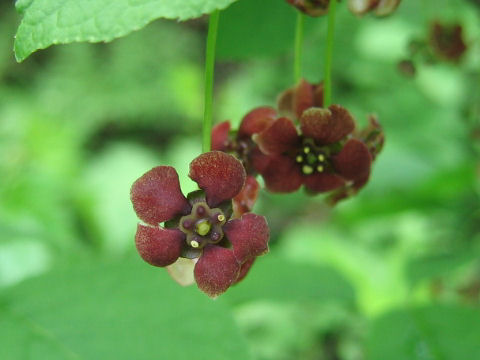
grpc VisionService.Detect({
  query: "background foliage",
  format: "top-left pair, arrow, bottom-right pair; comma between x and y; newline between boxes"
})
1,0 -> 479,359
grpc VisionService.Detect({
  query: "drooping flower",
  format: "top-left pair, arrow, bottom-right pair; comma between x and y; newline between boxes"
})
131,151 -> 269,297
252,104 -> 373,195
429,21 -> 467,62
348,0 -> 402,16
285,0 -> 334,17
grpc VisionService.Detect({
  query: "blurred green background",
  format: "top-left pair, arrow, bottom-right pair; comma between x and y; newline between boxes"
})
1,0 -> 479,359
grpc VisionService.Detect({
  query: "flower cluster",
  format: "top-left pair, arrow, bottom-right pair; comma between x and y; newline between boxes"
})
212,79 -> 383,200
131,79 -> 383,298
131,151 -> 269,297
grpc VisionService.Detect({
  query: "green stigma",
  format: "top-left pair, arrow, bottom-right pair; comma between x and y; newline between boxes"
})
302,165 -> 314,175
307,153 -> 317,164
196,220 -> 211,236
191,240 -> 199,248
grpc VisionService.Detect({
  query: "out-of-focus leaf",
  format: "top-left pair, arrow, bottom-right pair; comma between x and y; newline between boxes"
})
223,255 -> 355,305
406,245 -> 480,286
366,305 -> 480,360
14,0 -> 238,61
0,257 -> 252,360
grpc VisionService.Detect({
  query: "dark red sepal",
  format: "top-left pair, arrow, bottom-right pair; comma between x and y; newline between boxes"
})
239,107 -> 277,137
194,245 -> 240,298
131,166 -> 191,225
189,151 -> 246,207
135,224 -> 184,267
333,139 -> 372,180
254,117 -> 299,155
211,121 -> 231,151
300,105 -> 355,145
224,213 -> 269,264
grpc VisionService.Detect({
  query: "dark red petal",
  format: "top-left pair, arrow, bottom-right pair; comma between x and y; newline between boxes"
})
333,139 -> 372,180
234,257 -> 256,284
303,172 -> 345,193
135,224 -> 184,267
353,172 -> 370,190
194,245 -> 240,298
254,117 -> 299,155
189,151 -> 246,207
224,213 -> 269,264
131,166 -> 191,225
294,78 -> 314,119
277,87 -> 295,118
233,176 -> 260,218
260,155 -> 303,193
238,107 -> 277,137
300,105 -> 355,145
312,83 -> 325,108
211,121 -> 231,151
250,147 -> 273,174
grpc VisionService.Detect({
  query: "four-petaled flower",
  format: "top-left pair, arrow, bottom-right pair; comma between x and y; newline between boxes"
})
251,103 -> 373,194
131,151 -> 269,297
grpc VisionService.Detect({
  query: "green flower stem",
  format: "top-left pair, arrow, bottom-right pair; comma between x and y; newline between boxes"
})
323,0 -> 337,107
294,12 -> 305,83
202,10 -> 220,153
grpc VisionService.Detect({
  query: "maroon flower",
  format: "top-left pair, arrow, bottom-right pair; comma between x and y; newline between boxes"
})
348,0 -> 402,16
252,104 -> 374,195
286,0 -> 332,17
429,21 -> 467,62
131,151 -> 269,297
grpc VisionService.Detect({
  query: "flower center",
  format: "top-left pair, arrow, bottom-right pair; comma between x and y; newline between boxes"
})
179,202 -> 227,249
224,137 -> 256,174
295,140 -> 328,175
195,220 -> 211,236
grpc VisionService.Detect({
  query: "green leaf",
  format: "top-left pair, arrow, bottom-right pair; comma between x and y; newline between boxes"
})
0,256 -> 252,360
223,255 -> 355,305
366,305 -> 480,360
14,0 -> 238,62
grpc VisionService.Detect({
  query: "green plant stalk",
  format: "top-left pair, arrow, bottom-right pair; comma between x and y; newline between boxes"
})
323,0 -> 337,107
202,10 -> 220,153
294,12 -> 305,83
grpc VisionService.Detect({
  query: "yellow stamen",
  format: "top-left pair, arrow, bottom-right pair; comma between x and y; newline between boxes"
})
318,154 -> 325,162
296,155 -> 303,163
303,147 -> 310,154
217,214 -> 225,222
302,165 -> 313,175
316,165 -> 324,172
